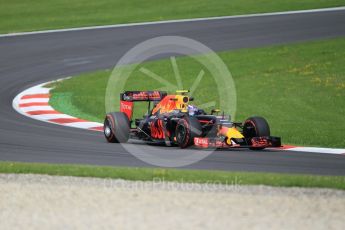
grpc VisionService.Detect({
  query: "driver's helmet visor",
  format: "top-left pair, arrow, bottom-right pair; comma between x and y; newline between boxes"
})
188,105 -> 198,116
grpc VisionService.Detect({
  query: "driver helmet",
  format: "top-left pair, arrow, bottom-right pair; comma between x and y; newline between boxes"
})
188,104 -> 198,116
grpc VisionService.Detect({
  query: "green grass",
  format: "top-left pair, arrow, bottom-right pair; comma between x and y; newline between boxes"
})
1,161 -> 345,190
1,0 -> 345,34
50,38 -> 345,148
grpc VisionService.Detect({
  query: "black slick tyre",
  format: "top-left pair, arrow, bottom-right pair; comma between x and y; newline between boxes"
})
243,116 -> 270,150
104,112 -> 130,143
175,116 -> 202,148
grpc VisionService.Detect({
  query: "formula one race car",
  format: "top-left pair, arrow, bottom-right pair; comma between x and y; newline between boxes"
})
104,90 -> 281,150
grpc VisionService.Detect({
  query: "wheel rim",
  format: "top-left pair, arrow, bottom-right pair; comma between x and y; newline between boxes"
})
104,120 -> 112,137
243,121 -> 257,138
177,125 -> 186,144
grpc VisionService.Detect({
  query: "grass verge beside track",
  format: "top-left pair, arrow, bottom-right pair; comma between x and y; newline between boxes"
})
0,162 -> 344,190
49,38 -> 345,148
1,0 -> 345,34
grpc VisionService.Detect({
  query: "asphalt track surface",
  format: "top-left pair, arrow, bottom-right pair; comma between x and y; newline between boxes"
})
1,10 -> 345,175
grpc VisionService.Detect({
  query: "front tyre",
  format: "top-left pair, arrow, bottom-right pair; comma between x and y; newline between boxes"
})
175,116 -> 202,148
243,116 -> 270,150
104,112 -> 130,143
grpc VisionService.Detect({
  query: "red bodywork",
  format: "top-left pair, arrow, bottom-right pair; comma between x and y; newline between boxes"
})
120,101 -> 134,120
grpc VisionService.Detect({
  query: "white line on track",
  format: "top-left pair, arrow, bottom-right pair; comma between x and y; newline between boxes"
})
19,106 -> 54,113
66,122 -> 105,129
287,147 -> 345,155
29,114 -> 75,120
20,98 -> 50,103
1,6 -> 345,38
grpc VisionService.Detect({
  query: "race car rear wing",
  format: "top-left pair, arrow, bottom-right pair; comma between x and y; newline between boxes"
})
120,91 -> 167,102
120,91 -> 167,120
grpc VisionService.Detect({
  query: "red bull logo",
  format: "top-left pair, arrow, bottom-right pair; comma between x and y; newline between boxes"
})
150,120 -> 165,139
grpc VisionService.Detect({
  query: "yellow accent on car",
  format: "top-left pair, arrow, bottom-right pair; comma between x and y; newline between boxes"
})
226,127 -> 244,139
175,95 -> 189,112
176,90 -> 189,95
151,94 -> 190,114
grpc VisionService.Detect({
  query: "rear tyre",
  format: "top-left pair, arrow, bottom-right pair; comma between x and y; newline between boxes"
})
175,116 -> 202,148
104,112 -> 130,143
243,116 -> 270,150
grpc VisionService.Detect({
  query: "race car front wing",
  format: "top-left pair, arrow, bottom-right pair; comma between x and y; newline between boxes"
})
194,136 -> 281,149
